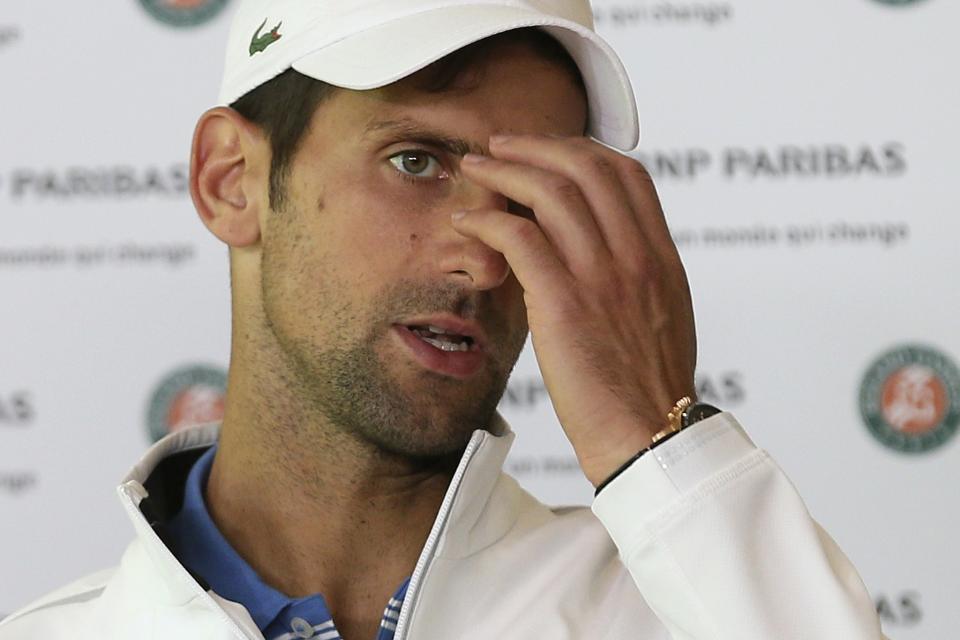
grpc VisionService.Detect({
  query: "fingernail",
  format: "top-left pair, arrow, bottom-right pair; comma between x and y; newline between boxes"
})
490,134 -> 513,145
451,211 -> 467,221
462,153 -> 487,164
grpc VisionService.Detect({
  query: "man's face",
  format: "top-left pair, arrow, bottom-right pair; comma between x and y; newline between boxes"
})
257,39 -> 588,459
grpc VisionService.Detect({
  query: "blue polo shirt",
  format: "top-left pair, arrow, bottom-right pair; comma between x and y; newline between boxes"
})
162,445 -> 410,640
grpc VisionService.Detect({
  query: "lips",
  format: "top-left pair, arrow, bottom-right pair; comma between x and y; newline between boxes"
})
393,316 -> 487,379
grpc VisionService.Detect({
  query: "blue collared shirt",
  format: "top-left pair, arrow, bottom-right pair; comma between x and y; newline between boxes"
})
162,446 -> 410,640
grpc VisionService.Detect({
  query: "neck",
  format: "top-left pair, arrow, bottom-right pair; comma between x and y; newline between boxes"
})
206,335 -> 460,636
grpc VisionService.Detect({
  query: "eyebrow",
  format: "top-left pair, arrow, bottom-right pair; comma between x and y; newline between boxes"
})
364,118 -> 487,157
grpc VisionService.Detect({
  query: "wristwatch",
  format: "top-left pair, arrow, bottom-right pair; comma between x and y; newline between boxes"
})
681,401 -> 723,428
593,401 -> 722,496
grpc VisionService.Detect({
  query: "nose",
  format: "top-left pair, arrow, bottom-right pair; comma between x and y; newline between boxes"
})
438,184 -> 512,291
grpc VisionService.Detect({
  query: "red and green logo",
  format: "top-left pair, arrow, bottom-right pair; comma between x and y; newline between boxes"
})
250,18 -> 282,56
859,345 -> 960,454
146,364 -> 227,443
139,0 -> 230,29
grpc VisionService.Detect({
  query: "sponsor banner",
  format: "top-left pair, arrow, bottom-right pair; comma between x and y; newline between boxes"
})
501,371 -> 746,412
0,243 -> 197,271
506,454 -> 581,478
0,392 -> 38,497
875,590 -> 924,629
0,25 -> 21,51
1,164 -> 189,201
503,371 -> 747,480
146,364 -> 228,443
671,221 -> 911,251
695,371 -> 747,406
860,345 -> 960,455
1,0 -> 958,632
871,0 -> 929,6
635,142 -> 907,182
594,3 -> 735,28
0,391 -> 33,425
0,471 -> 38,497
138,0 -> 231,28
499,376 -> 550,411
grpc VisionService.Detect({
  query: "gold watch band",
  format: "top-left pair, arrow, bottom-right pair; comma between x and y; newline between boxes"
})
652,396 -> 693,443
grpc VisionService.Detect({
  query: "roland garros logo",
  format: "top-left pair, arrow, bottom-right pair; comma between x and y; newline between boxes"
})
859,345 -> 960,454
139,0 -> 230,28
146,364 -> 227,443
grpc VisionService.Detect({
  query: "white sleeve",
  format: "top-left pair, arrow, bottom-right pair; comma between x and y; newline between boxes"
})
591,412 -> 888,640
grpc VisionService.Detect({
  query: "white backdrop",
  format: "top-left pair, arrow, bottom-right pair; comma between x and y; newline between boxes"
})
1,1 -> 957,637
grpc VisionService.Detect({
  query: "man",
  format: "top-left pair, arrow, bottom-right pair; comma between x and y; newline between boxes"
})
0,1 -> 887,638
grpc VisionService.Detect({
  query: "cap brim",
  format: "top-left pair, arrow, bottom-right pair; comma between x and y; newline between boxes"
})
290,5 -> 640,150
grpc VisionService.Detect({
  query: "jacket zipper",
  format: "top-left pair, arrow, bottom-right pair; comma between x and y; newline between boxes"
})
393,431 -> 485,639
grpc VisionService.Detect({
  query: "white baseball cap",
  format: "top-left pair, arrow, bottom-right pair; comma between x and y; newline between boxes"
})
218,0 -> 640,150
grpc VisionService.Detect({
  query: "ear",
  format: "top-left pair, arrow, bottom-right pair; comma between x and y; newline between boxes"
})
189,107 -> 267,248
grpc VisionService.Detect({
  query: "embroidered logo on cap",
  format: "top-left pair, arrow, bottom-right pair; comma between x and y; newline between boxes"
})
250,18 -> 282,56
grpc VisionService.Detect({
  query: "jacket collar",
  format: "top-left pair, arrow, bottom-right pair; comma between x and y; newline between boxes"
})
114,416 -> 519,635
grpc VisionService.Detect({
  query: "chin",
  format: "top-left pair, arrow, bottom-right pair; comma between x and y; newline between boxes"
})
382,415 -> 488,459
360,392 -> 502,461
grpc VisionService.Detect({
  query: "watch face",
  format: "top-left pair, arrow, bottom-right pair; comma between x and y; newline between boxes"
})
684,403 -> 722,427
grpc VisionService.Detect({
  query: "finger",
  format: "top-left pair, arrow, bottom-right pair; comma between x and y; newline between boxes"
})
449,208 -> 572,298
459,154 -> 610,271
612,153 -> 678,256
494,136 -> 682,268
488,135 -> 649,259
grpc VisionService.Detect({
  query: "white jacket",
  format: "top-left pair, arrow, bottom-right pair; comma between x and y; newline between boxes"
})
0,413 -> 887,639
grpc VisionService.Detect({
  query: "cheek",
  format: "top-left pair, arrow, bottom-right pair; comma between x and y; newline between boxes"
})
338,193 -> 450,266
287,155 -> 459,285
261,218 -> 327,316
291,194 -> 425,292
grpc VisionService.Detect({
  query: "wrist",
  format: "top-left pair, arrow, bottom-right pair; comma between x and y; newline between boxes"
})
579,426 -> 657,489
590,399 -> 722,495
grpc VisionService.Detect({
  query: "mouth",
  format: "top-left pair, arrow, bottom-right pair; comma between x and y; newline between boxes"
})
392,317 -> 487,379
407,325 -> 478,352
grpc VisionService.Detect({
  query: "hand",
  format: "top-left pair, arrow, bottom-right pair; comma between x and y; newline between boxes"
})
452,135 -> 697,488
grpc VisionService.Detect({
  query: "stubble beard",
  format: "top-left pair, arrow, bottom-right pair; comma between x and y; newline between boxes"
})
263,273 -> 526,461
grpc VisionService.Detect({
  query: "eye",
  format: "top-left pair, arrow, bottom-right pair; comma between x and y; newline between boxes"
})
389,150 -> 447,180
